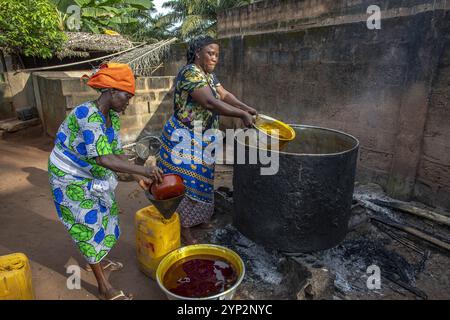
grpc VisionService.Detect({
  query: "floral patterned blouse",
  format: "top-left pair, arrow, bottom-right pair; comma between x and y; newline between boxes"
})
173,63 -> 221,130
50,101 -> 124,180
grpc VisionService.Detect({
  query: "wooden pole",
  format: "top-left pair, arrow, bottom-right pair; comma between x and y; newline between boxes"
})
371,216 -> 450,252
371,199 -> 450,227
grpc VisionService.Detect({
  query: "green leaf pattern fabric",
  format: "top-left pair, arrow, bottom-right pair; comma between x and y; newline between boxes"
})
60,205 -> 75,225
90,165 -> 107,179
69,224 -> 94,242
111,114 -> 120,131
48,102 -> 124,264
110,201 -> 119,216
78,242 -> 97,258
80,199 -> 94,209
68,114 -> 80,134
48,162 -> 66,177
103,235 -> 117,248
96,250 -> 108,262
66,184 -> 85,201
88,112 -> 104,123
96,135 -> 113,156
102,216 -> 109,230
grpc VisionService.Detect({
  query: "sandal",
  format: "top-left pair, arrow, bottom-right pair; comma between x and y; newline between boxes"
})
86,259 -> 124,272
99,290 -> 133,300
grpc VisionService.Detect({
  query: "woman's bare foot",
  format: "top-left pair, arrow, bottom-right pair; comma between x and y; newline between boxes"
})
89,262 -> 131,300
86,259 -> 123,272
98,287 -> 133,300
181,227 -> 198,245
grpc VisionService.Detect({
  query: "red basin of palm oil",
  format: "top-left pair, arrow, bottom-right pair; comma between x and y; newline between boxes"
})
163,254 -> 238,298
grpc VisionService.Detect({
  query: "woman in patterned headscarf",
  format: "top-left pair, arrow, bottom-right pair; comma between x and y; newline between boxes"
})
48,63 -> 163,300
157,36 -> 257,244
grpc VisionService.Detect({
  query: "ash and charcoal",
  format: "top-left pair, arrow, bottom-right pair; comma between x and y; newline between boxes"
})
208,225 -> 295,299
208,183 -> 449,299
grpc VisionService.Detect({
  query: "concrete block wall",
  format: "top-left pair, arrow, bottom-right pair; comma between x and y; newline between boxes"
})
0,73 -> 14,119
210,0 -> 450,210
0,72 -> 36,120
218,0 -> 450,38
34,71 -> 175,144
415,16 -> 450,209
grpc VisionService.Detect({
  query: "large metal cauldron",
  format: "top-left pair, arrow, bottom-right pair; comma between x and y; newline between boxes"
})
233,125 -> 359,252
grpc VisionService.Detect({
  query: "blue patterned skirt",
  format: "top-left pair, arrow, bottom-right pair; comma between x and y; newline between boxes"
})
157,115 -> 216,204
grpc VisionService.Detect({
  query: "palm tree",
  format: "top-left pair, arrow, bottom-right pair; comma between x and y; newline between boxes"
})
160,0 -> 256,41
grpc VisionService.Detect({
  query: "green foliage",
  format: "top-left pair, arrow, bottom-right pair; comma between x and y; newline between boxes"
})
117,11 -> 174,42
51,0 -> 154,34
0,0 -> 67,58
160,0 -> 255,40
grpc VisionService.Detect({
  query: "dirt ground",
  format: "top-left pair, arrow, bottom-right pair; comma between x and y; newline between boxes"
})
1,125 -> 449,300
0,125 -> 171,299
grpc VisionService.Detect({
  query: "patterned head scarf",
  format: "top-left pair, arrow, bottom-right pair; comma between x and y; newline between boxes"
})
186,36 -> 219,64
85,62 -> 135,95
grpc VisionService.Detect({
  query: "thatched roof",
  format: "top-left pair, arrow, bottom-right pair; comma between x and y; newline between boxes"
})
56,32 -> 134,59
110,38 -> 177,76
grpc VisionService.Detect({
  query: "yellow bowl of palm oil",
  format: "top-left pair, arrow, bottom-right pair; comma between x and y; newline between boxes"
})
253,114 -> 296,150
156,244 -> 245,300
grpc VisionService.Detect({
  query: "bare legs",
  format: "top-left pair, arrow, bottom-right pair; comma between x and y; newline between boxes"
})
181,227 -> 198,245
89,263 -> 131,300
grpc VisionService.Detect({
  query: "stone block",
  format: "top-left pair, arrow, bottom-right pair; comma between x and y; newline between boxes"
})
0,117 -> 41,132
150,100 -> 172,114
417,158 -> 450,187
148,77 -> 173,90
159,90 -> 173,102
65,94 -> 99,109
61,79 -> 96,95
135,77 -> 148,90
124,102 -> 150,116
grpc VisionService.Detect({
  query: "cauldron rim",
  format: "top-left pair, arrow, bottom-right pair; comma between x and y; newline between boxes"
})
235,124 -> 360,157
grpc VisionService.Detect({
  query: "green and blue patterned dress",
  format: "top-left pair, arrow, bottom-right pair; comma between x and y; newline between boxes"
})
48,101 -> 124,264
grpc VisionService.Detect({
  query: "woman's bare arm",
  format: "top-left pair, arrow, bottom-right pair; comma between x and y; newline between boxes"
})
216,86 -> 257,115
95,154 -> 163,183
190,87 -> 255,127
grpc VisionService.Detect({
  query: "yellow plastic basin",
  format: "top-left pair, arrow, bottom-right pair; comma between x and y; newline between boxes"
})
253,114 -> 296,150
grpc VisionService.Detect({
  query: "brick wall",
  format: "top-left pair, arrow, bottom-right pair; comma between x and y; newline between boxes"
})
34,71 -> 175,144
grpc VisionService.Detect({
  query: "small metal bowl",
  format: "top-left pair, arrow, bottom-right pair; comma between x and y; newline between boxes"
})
156,244 -> 245,300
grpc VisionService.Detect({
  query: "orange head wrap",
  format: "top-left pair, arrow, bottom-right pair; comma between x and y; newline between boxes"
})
86,62 -> 135,95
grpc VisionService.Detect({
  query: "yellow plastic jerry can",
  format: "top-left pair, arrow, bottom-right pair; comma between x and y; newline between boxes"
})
0,253 -> 35,300
135,205 -> 181,279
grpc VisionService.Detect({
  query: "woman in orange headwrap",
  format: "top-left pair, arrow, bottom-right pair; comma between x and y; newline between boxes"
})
48,63 -> 163,300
